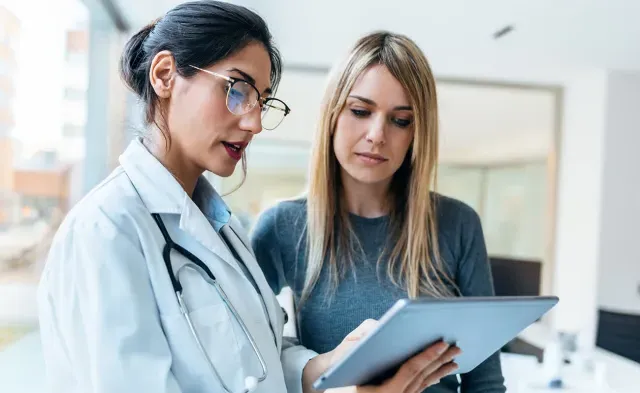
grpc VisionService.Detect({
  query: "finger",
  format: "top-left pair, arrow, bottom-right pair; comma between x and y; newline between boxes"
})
399,346 -> 461,393
344,319 -> 379,342
386,341 -> 450,392
419,362 -> 460,391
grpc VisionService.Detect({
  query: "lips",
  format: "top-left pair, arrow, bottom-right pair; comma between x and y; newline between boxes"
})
222,141 -> 247,161
355,152 -> 388,164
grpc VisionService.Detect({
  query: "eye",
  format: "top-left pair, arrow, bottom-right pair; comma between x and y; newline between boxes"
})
350,108 -> 370,118
392,117 -> 412,128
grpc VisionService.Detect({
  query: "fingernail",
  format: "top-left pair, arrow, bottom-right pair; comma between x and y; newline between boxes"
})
437,342 -> 449,354
448,350 -> 460,360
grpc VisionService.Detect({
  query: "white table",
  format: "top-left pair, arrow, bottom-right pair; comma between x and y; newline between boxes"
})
501,352 -> 619,393
503,322 -> 640,393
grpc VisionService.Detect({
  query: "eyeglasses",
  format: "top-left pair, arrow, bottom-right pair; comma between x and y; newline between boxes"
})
189,65 -> 290,130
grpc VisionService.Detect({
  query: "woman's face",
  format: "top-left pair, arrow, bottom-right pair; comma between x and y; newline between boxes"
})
333,64 -> 414,187
152,42 -> 272,177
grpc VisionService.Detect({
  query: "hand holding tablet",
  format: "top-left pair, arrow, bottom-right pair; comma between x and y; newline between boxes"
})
325,337 -> 462,393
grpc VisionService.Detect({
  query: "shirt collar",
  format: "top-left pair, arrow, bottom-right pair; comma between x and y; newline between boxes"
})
119,138 -> 231,231
192,176 -> 231,231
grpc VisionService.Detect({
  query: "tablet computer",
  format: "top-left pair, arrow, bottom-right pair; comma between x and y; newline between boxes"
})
313,296 -> 558,390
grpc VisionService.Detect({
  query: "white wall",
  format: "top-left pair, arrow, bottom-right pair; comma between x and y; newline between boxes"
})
551,70 -> 608,348
596,71 -> 640,315
550,69 -> 640,355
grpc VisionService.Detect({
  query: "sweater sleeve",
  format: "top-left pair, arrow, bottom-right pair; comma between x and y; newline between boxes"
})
455,205 -> 507,393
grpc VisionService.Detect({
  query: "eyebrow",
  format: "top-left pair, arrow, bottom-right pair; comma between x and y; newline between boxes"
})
349,95 -> 412,111
228,67 -> 272,95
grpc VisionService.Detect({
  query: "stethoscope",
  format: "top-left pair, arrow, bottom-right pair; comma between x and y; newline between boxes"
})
151,213 -> 268,393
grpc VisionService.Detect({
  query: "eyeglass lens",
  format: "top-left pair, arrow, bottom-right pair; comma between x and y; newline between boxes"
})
226,81 -> 257,115
261,100 -> 287,130
226,80 -> 287,130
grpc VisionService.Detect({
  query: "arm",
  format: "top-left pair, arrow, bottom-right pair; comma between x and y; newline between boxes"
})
251,205 -> 320,393
39,212 -> 182,393
455,206 -> 507,393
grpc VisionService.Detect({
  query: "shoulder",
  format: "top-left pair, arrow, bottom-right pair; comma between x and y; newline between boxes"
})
40,167 -> 150,296
274,197 -> 308,226
250,197 -> 307,259
48,167 -> 147,261
251,197 -> 307,236
432,192 -> 482,232
431,192 -> 484,257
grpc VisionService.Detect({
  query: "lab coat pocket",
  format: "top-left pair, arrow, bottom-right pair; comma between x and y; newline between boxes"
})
160,303 -> 244,390
186,303 -> 242,354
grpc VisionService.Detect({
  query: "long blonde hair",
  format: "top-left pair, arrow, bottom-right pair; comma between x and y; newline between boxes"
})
302,31 -> 458,306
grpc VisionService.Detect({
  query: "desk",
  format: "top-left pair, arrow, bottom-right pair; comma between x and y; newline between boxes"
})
508,322 -> 640,393
501,352 -> 619,393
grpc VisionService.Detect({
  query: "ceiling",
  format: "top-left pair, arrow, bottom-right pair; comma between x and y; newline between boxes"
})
111,0 -> 640,78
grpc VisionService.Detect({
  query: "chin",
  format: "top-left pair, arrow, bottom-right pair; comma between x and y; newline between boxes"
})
208,163 -> 238,178
347,168 -> 392,185
218,167 -> 237,178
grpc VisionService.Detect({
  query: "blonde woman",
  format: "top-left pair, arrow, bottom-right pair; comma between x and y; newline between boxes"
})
251,31 -> 505,393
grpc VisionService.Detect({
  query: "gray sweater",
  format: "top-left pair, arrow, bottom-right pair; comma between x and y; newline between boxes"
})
250,195 -> 506,393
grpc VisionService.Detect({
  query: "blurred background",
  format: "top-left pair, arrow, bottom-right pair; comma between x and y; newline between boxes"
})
0,0 -> 638,392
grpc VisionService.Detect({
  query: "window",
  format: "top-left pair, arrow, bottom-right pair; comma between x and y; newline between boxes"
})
62,99 -> 87,126
62,124 -> 83,138
0,88 -> 8,107
0,123 -> 10,136
0,61 -> 8,76
0,1 -> 93,369
64,87 -> 85,101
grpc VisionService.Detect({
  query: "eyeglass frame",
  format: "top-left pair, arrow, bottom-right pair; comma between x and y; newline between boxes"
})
188,65 -> 291,130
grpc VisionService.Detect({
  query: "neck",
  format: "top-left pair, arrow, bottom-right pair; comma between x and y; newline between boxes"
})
144,136 -> 201,197
341,170 -> 392,218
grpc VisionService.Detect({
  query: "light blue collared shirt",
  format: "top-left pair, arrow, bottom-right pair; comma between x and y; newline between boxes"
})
191,175 -> 264,297
191,176 -> 231,232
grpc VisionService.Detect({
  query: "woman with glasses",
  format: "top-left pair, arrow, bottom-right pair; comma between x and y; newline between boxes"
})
37,2 -> 456,393
252,31 -> 506,393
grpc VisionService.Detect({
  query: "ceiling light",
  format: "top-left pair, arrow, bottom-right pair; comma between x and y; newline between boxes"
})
493,25 -> 515,39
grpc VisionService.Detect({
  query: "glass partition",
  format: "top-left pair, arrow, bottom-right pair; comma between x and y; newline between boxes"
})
437,162 -> 549,261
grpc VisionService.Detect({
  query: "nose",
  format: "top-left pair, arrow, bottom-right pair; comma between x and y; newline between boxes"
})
238,104 -> 263,135
365,115 -> 386,146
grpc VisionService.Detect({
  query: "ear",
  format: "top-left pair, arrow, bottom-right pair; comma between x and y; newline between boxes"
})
149,50 -> 176,98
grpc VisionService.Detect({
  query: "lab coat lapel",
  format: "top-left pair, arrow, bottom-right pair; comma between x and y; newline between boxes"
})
223,220 -> 283,350
119,138 -> 244,277
178,193 -> 245,278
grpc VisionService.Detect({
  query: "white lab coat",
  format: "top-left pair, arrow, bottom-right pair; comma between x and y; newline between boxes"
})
37,139 -> 317,393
